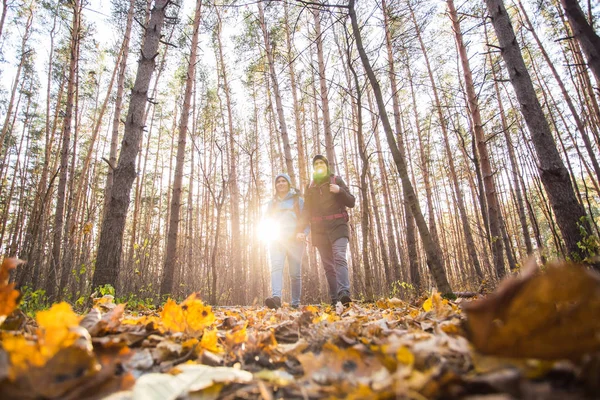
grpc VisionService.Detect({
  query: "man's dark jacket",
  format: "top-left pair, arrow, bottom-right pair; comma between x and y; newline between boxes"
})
298,174 -> 355,246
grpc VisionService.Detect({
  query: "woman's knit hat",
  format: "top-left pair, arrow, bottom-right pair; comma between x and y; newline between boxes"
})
274,173 -> 292,187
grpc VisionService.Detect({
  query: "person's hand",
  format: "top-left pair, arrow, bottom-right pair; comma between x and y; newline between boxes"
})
330,184 -> 340,193
296,233 -> 306,241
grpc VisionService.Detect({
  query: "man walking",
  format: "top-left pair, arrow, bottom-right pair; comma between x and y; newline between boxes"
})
297,155 -> 355,306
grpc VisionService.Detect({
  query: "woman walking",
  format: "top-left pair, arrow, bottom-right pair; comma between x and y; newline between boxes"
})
264,173 -> 307,309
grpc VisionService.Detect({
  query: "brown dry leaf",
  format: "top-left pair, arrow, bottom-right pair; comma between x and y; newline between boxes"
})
463,261 -> 600,359
298,342 -> 390,387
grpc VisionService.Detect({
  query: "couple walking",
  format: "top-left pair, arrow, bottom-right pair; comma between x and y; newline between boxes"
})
263,155 -> 355,309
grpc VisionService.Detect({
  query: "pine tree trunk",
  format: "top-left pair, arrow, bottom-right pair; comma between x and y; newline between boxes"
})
0,0 -> 7,42
446,0 -> 505,278
215,7 -> 243,304
345,41 -> 374,299
517,0 -> 600,186
104,0 -> 136,215
93,0 -> 169,290
0,9 -> 33,157
161,0 -> 202,296
258,2 -> 296,187
312,5 -> 335,167
382,0 -> 416,286
487,42 -> 533,256
560,0 -> 600,85
283,2 -> 307,189
485,0 -> 588,262
48,1 -> 80,301
349,0 -> 451,294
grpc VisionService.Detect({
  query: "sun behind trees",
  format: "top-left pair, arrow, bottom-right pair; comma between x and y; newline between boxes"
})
0,0 -> 598,307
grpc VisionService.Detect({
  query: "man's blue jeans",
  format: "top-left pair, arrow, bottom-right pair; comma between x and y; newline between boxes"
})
316,237 -> 350,303
269,238 -> 304,306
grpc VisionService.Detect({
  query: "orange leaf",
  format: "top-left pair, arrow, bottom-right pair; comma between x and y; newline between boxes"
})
0,258 -> 24,324
160,293 -> 216,336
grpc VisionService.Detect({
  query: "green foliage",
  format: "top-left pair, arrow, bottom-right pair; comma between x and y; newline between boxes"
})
96,284 -> 116,297
19,286 -> 49,317
390,280 -> 415,299
576,217 -> 600,262
115,293 -> 156,311
442,292 -> 457,301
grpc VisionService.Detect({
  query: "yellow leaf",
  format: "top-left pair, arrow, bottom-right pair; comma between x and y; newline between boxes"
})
37,302 -> 81,331
200,328 -> 222,353
226,322 -> 248,347
304,305 -> 319,313
160,293 -> 216,336
160,298 -> 186,333
3,303 -> 85,377
396,346 -> 414,367
422,297 -> 433,312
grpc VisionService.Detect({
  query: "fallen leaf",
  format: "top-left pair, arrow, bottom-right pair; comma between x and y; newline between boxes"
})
130,364 -> 252,400
160,294 -> 215,337
0,259 -> 24,325
463,262 -> 600,359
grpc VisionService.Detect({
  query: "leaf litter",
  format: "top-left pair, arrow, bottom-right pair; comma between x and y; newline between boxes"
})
0,259 -> 599,399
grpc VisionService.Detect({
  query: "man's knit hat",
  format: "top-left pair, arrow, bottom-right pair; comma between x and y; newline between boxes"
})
312,154 -> 329,167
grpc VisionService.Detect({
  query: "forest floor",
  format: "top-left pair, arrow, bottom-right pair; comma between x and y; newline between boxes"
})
0,259 -> 599,400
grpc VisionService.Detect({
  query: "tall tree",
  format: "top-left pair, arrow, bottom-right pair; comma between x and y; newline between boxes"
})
257,1 -> 296,187
161,0 -> 202,296
446,0 -> 502,278
104,0 -> 136,214
344,33 -> 374,299
485,0 -> 589,262
47,0 -> 81,301
382,0 -> 415,286
93,0 -> 170,289
283,1 -> 308,189
349,0 -> 452,294
214,4 -> 243,304
312,3 -> 335,166
559,0 -> 600,85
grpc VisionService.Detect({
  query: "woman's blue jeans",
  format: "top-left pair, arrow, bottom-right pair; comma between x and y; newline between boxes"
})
269,238 -> 304,306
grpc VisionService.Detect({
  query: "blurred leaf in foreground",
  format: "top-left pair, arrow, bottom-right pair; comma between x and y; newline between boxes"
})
463,261 -> 600,359
0,258 -> 24,325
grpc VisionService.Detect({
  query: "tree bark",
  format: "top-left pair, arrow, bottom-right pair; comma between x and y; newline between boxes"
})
560,0 -> 600,86
215,6 -> 243,304
283,2 -> 307,189
349,0 -> 451,294
161,0 -> 202,296
104,0 -> 136,216
313,4 -> 335,167
446,0 -> 504,278
93,0 -> 169,289
258,2 -> 296,187
48,1 -> 80,301
518,0 -> 600,187
345,36 -> 374,299
382,0 -> 416,286
485,0 -> 588,261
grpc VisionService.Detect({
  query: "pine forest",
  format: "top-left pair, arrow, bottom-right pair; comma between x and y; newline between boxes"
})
0,0 -> 600,398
